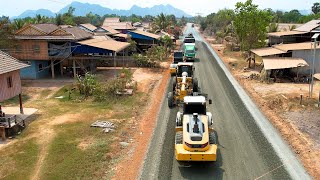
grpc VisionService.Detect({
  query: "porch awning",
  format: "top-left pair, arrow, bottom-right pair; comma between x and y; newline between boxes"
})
263,58 -> 309,70
251,47 -> 286,57
78,36 -> 130,53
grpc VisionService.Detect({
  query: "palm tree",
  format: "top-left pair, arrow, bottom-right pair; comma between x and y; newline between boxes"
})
152,13 -> 170,33
13,19 -> 25,30
55,14 -> 63,25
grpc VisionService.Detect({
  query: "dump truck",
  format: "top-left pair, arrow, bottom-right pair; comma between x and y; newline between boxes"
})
184,44 -> 196,62
183,33 -> 196,62
168,62 -> 198,107
170,51 -> 184,76
175,95 -> 217,162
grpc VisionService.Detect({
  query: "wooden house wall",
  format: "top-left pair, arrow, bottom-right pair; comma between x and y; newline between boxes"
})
0,70 -> 22,102
11,40 -> 49,60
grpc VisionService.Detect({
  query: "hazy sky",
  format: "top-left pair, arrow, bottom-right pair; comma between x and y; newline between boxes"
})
0,0 -> 316,17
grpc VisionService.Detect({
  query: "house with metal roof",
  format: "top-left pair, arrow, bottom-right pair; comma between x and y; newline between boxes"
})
128,30 -> 160,52
103,18 -> 135,34
0,50 -> 29,113
268,20 -> 320,46
9,23 -> 133,79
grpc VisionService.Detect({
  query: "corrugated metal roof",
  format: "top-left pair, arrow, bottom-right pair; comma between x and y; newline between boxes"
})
251,47 -> 286,57
263,57 -> 308,70
0,50 -> 30,75
113,33 -> 128,39
267,31 -> 307,37
77,36 -> 130,52
294,20 -> 320,32
314,73 -> 320,80
130,30 -> 160,40
103,22 -> 135,30
99,26 -> 120,35
79,24 -> 97,32
104,18 -> 120,23
273,42 -> 320,52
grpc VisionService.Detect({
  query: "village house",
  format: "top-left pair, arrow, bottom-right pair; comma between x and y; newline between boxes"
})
251,20 -> 320,81
10,23 -> 132,79
0,50 -> 29,131
78,23 -> 129,42
103,17 -> 135,34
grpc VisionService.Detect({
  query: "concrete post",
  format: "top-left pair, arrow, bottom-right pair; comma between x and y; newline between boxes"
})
73,59 -> 76,78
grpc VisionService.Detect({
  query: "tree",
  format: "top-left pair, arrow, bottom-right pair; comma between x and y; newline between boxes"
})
152,13 -> 170,33
13,19 -> 25,30
180,16 -> 186,26
160,35 -> 174,57
312,2 -> 320,14
282,10 -> 302,23
233,0 -> 272,51
55,14 -> 63,25
0,17 -> 16,49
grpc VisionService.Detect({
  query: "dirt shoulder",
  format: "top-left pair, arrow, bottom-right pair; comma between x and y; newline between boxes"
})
111,68 -> 170,180
201,34 -> 320,178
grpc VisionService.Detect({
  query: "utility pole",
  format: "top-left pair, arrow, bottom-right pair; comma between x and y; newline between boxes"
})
310,33 -> 319,98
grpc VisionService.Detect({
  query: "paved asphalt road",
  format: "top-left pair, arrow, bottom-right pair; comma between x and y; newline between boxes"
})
139,24 -> 310,180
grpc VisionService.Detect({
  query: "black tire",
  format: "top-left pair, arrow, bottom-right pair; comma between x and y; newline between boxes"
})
175,132 -> 183,144
209,132 -> 217,145
193,78 -> 199,92
172,78 -> 177,91
168,92 -> 174,108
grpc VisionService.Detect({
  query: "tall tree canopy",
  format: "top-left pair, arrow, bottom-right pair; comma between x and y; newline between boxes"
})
233,0 -> 272,51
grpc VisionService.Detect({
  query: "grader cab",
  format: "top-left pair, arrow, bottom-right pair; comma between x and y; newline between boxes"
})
167,62 -> 198,108
175,96 -> 217,162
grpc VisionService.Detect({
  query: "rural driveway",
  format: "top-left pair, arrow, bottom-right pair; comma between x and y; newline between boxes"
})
139,24 -> 310,180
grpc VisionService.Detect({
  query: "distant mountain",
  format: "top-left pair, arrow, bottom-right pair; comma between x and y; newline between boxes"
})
13,9 -> 55,19
14,1 -> 192,19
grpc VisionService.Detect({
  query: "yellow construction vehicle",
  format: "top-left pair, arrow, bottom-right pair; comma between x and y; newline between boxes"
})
168,62 -> 198,108
175,95 -> 217,162
170,51 -> 184,76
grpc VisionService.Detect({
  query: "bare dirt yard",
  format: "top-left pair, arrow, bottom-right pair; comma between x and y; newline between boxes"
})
0,67 -> 168,180
202,34 -> 320,178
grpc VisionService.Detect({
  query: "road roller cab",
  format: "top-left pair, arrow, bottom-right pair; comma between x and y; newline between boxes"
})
175,96 -> 217,161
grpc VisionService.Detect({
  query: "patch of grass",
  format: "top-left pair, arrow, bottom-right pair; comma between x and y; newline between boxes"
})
41,122 -> 112,179
0,138 -> 39,180
1,94 -> 30,106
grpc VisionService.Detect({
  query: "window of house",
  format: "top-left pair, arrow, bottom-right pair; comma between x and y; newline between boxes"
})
33,44 -> 40,53
38,63 -> 43,71
7,76 -> 13,88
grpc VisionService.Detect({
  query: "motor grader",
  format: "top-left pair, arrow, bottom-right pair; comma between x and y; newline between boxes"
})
175,95 -> 217,162
167,62 -> 198,108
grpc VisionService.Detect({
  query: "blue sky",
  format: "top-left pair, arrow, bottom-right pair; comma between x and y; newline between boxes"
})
0,0 -> 316,17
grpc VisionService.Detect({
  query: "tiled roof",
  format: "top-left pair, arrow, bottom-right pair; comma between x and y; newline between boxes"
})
273,42 -> 320,52
0,50 -> 29,75
99,26 -> 120,35
104,17 -> 120,23
33,24 -> 59,34
251,47 -> 286,57
63,27 -> 93,40
267,31 -> 308,37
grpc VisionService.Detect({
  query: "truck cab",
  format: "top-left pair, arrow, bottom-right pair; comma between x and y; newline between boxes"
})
175,96 -> 217,161
184,45 -> 196,62
170,51 -> 184,76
